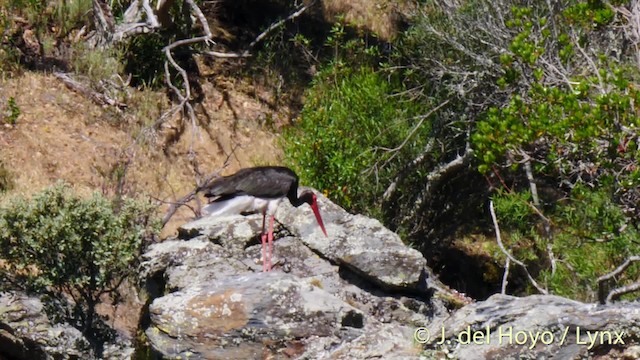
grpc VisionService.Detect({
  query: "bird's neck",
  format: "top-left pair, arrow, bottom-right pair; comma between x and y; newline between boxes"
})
289,191 -> 311,207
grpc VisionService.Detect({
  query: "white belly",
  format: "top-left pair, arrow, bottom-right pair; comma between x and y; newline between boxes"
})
203,195 -> 283,217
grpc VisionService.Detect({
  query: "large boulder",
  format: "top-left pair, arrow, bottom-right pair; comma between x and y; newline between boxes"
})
0,292 -> 92,359
146,272 -> 364,359
421,294 -> 640,359
139,190 -> 444,359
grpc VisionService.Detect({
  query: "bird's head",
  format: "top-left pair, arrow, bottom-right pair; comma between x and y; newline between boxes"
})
300,190 -> 328,237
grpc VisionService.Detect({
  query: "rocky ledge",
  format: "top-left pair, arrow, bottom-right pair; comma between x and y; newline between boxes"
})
1,192 -> 639,359
141,192 -> 444,359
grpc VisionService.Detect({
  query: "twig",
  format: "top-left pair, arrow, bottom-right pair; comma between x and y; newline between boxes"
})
161,169 -> 223,226
160,145 -> 237,226
241,3 -> 312,57
160,0 -> 213,140
489,200 -> 548,294
202,50 -> 250,58
404,146 -> 474,225
382,139 -> 435,201
523,157 -> 540,208
597,255 -> 640,304
547,243 -> 557,276
54,72 -> 127,109
373,99 -> 450,171
501,257 -> 510,294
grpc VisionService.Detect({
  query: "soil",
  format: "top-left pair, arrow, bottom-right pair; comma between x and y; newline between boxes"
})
0,72 -> 285,237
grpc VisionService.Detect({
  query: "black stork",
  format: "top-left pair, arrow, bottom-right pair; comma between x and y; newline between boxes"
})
202,166 -> 328,272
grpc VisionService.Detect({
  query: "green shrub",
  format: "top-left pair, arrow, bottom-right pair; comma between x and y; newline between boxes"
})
282,65 -> 427,213
544,185 -> 640,301
0,183 -> 159,333
70,42 -> 124,85
493,185 -> 640,301
2,97 -> 20,125
468,1 -> 640,300
54,0 -> 92,37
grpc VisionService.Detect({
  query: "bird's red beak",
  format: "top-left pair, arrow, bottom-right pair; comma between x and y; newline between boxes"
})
311,195 -> 328,237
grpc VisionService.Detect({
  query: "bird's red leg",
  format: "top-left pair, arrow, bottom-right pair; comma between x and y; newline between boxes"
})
267,214 -> 275,271
261,212 -> 267,272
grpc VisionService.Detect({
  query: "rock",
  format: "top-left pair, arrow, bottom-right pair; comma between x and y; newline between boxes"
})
0,292 -> 93,359
276,191 -> 429,291
171,191 -> 431,293
140,191 -> 447,359
177,215 -> 269,257
139,237 -> 250,292
145,272 -> 365,359
139,187 -> 640,359
299,322 -> 421,359
421,294 -> 640,359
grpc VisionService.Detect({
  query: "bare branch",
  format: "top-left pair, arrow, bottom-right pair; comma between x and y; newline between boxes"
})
501,257 -> 510,295
597,255 -> 640,304
202,50 -> 250,58
161,169 -> 223,227
54,72 -> 127,109
160,0 -> 213,133
404,146 -> 474,225
489,200 -> 548,295
383,138 -> 434,201
142,0 -> 160,28
242,3 -> 311,57
523,157 -> 540,208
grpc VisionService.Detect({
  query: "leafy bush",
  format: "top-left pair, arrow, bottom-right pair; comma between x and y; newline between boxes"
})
53,0 -> 92,37
282,65 -> 427,213
70,42 -> 124,86
2,96 -> 20,125
0,183 -> 159,333
493,185 -> 640,301
471,2 -> 640,200
463,0 -> 640,299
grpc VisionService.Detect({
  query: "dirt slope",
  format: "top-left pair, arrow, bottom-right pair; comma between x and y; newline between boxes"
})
0,72 -> 284,237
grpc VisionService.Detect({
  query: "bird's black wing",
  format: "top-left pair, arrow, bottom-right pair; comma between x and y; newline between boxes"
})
203,166 -> 298,199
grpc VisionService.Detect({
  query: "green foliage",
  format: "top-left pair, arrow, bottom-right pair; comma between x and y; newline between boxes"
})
547,185 -> 639,300
473,1 -> 640,189
121,33 -> 167,88
70,42 -> 124,86
493,185 -> 640,301
492,190 -> 535,230
475,0 -> 640,299
283,65 -> 427,212
0,183 -> 159,331
54,0 -> 92,37
3,97 -> 20,125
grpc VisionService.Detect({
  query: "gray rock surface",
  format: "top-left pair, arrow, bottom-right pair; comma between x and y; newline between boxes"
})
276,192 -> 428,290
421,294 -> 640,359
0,292 -> 92,359
146,272 -> 364,359
140,190 -> 442,359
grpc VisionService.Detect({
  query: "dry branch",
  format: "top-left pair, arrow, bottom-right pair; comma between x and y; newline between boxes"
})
161,170 -> 223,226
489,200 -> 548,295
54,72 -> 127,109
597,255 -> 640,304
242,3 -> 311,56
402,146 -> 474,227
